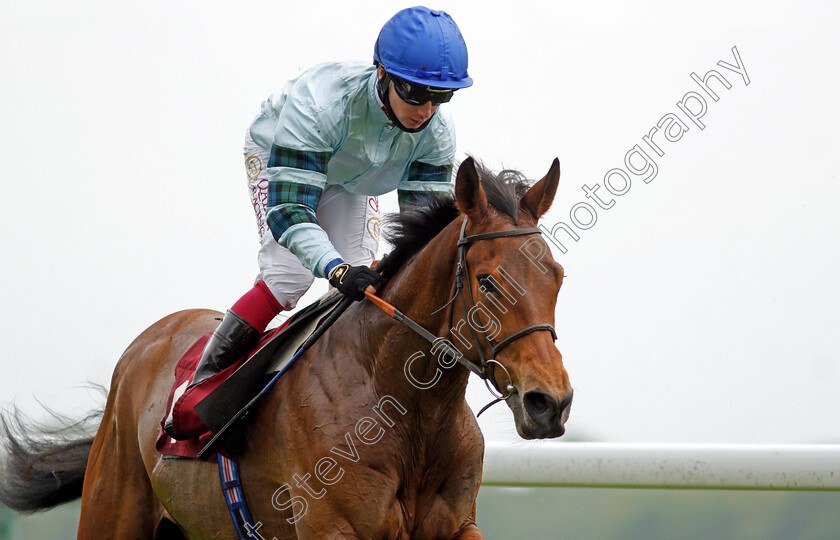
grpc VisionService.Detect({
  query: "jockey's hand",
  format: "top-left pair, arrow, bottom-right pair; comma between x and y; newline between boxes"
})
328,262 -> 381,301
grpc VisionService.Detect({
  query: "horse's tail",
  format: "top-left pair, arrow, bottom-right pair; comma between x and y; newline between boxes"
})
0,390 -> 104,513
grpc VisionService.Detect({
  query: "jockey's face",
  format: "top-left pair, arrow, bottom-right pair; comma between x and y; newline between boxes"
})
389,84 -> 439,129
378,66 -> 439,129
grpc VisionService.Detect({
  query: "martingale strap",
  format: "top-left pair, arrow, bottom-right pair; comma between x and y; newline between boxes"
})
218,454 -> 261,540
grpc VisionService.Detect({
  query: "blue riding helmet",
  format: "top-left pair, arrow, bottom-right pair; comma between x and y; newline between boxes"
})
374,6 -> 473,90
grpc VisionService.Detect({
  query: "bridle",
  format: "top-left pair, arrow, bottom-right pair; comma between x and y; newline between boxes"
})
363,216 -> 558,414
202,217 -> 562,531
432,218 -> 557,406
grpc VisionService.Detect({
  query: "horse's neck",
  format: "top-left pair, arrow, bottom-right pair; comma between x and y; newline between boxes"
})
366,220 -> 471,419
384,220 -> 461,331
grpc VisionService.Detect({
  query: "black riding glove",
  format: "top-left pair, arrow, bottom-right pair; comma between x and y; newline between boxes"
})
328,262 -> 381,301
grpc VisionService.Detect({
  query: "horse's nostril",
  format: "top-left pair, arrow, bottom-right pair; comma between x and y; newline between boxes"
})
523,390 -> 557,421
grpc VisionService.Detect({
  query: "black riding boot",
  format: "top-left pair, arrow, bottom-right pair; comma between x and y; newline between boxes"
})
163,310 -> 259,438
190,310 -> 260,388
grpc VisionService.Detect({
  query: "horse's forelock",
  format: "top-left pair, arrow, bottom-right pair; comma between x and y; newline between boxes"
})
471,159 -> 531,224
378,158 -> 534,281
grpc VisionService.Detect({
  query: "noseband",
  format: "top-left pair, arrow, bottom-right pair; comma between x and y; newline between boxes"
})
434,219 -> 557,401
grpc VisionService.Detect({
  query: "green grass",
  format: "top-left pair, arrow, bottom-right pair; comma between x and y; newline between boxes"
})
0,501 -> 81,540
476,486 -> 840,539
2,488 -> 839,539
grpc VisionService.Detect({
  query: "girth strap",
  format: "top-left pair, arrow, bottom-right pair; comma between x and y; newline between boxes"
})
218,454 -> 260,540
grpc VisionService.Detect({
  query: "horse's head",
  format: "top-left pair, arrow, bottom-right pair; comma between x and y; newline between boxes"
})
453,157 -> 572,439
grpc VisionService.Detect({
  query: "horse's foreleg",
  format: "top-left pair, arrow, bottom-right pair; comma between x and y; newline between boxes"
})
452,500 -> 485,540
452,520 -> 485,539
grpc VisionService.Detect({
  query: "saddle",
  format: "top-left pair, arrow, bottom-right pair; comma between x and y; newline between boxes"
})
156,291 -> 343,459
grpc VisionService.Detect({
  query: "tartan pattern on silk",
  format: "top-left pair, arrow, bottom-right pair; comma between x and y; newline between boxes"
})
268,145 -> 331,173
266,181 -> 323,237
267,181 -> 323,210
265,145 -> 331,239
407,161 -> 452,184
399,162 -> 453,211
398,189 -> 433,211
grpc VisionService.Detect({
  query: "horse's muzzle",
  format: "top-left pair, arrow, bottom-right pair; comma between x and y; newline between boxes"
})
519,388 -> 573,439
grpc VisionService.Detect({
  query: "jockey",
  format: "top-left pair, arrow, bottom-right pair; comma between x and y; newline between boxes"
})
165,6 -> 471,437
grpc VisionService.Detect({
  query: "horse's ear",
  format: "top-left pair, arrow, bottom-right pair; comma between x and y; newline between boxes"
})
521,158 -> 560,220
455,157 -> 488,219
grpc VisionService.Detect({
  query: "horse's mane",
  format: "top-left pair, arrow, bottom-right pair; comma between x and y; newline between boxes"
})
377,159 -> 533,281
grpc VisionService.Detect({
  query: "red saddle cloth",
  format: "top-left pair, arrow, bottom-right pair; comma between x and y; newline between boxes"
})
155,319 -> 292,459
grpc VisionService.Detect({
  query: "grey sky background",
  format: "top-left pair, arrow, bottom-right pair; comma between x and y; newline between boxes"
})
1,1 -> 838,447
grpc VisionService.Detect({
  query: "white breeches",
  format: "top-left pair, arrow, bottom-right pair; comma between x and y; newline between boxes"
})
244,132 -> 380,309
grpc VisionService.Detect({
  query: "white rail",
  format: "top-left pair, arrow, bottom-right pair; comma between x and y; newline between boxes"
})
482,442 -> 840,491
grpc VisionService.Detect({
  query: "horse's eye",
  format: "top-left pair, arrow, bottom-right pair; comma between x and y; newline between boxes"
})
477,274 -> 497,293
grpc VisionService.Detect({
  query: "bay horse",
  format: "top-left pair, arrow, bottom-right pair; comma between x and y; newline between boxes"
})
0,157 -> 572,539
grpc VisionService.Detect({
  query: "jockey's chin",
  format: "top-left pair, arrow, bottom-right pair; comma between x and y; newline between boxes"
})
388,85 -> 438,129
403,117 -> 430,129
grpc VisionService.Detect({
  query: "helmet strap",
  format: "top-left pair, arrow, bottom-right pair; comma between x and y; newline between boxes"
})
376,72 -> 434,134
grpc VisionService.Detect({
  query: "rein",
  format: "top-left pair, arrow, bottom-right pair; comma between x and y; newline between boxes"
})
367,218 -> 557,415
211,218 -> 558,537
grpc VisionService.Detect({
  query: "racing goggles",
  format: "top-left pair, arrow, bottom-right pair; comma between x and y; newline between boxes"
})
391,75 -> 455,106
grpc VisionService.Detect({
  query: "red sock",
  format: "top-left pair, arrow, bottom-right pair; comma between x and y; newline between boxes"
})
230,281 -> 283,333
